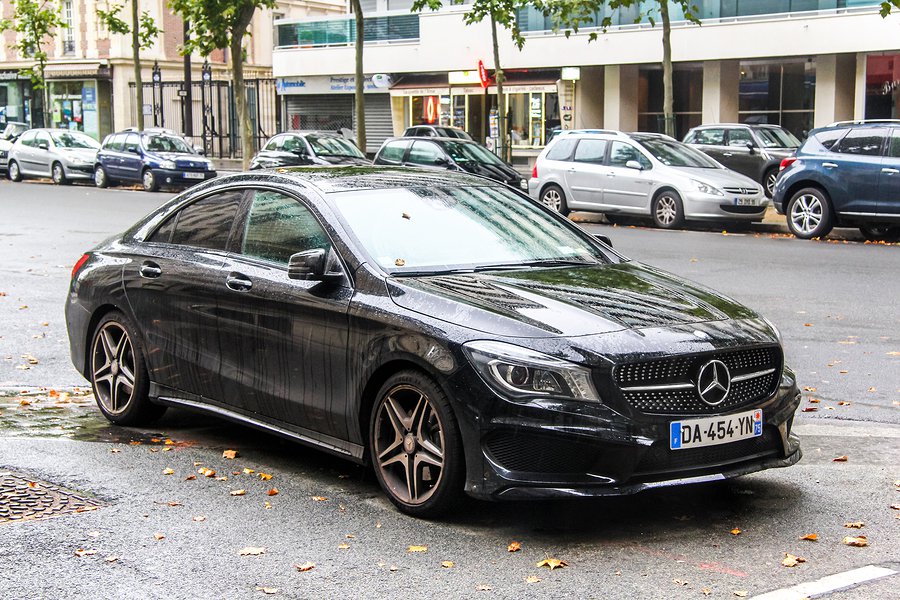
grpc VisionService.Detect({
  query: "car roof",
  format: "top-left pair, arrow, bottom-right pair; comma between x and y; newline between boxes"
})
384,136 -> 477,145
218,166 -> 501,194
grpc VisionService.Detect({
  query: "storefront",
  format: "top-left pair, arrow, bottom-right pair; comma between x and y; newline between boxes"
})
0,71 -> 34,126
738,58 -> 816,139
44,63 -> 113,141
865,53 -> 900,120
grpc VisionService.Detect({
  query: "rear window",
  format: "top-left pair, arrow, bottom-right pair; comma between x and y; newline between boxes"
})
545,138 -> 577,161
833,128 -> 886,156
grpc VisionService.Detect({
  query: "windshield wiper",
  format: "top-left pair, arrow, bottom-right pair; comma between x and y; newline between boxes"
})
391,267 -> 475,277
473,259 -> 599,271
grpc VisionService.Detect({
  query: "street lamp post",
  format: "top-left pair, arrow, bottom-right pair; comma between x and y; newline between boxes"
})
151,61 -> 162,128
201,61 -> 212,156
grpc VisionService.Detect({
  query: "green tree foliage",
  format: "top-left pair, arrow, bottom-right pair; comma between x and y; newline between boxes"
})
170,0 -> 277,169
880,1 -> 900,16
97,1 -> 161,130
0,0 -> 65,126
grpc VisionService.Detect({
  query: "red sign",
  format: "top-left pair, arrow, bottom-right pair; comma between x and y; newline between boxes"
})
478,60 -> 490,88
424,96 -> 438,123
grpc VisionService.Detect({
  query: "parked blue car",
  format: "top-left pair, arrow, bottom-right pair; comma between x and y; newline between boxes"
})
773,120 -> 900,241
94,128 -> 216,192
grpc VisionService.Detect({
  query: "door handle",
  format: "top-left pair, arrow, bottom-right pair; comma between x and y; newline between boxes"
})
882,167 -> 899,174
139,261 -> 161,279
722,152 -> 733,157
823,162 -> 838,168
226,273 -> 253,292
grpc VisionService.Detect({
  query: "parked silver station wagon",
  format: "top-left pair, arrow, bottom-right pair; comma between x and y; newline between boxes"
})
7,128 -> 100,184
528,131 -> 767,229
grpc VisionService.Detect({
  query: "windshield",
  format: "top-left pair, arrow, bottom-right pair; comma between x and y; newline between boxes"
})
635,138 -> 720,168
754,127 -> 801,149
142,134 -> 193,153
50,131 -> 100,149
435,128 -> 471,140
307,135 -> 365,158
2,123 -> 28,139
443,141 -> 505,167
331,185 -> 611,274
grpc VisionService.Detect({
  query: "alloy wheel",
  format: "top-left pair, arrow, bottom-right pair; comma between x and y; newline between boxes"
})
790,193 -> 823,235
373,384 -> 445,506
52,163 -> 65,184
541,188 -> 562,211
91,322 -> 137,415
8,161 -> 20,181
765,171 -> 777,197
655,195 -> 678,226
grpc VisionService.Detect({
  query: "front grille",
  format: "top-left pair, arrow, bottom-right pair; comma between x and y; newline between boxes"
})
634,426 -> 782,476
484,431 -> 599,474
722,186 -> 760,195
720,204 -> 766,214
614,347 -> 781,415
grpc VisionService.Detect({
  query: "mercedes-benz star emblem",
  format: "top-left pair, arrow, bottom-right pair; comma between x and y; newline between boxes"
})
696,359 -> 731,405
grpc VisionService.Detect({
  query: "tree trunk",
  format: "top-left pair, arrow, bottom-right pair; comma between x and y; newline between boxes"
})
132,0 -> 144,130
232,4 -> 256,170
660,0 -> 674,138
350,0 -> 366,154
490,12 -> 506,161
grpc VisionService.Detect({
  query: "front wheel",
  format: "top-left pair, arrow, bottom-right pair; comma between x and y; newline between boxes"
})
652,190 -> 685,229
51,162 -> 68,185
94,165 -> 110,188
540,184 -> 570,216
89,312 -> 166,426
8,160 -> 22,182
370,370 -> 464,518
787,188 -> 833,239
859,224 -> 900,242
142,169 -> 158,192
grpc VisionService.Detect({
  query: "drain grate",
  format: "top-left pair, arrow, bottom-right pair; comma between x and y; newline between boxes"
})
0,471 -> 103,524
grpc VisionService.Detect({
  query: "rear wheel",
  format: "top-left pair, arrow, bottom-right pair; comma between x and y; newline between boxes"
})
94,165 -> 110,188
787,188 -> 833,239
652,190 -> 685,229
540,184 -> 569,216
370,370 -> 464,518
763,168 -> 778,198
89,312 -> 166,426
8,160 -> 22,182
859,224 -> 900,242
142,168 -> 158,192
51,162 -> 68,185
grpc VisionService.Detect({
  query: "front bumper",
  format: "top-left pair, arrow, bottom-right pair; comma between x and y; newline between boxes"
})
151,168 -> 217,187
63,163 -> 95,180
683,191 -> 769,221
451,366 -> 801,501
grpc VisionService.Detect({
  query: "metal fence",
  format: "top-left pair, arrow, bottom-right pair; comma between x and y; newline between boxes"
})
129,78 -> 278,159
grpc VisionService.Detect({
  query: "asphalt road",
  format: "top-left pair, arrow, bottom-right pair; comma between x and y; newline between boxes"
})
0,180 -> 898,600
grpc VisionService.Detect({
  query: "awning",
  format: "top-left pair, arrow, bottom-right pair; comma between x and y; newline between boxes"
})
43,62 -> 111,80
389,74 -> 450,97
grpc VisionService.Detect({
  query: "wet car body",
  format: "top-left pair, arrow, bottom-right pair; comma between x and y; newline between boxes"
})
66,167 -> 800,512
249,131 -> 370,170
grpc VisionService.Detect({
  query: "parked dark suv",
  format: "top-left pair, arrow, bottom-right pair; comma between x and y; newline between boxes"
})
94,128 -> 216,192
249,131 -> 369,169
684,124 -> 801,198
773,120 -> 900,241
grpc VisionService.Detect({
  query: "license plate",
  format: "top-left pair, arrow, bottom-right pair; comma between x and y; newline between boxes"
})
670,409 -> 763,450
734,197 -> 756,206
183,172 -> 205,179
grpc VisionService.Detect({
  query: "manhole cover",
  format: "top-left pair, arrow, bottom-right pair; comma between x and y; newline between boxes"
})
0,471 -> 103,524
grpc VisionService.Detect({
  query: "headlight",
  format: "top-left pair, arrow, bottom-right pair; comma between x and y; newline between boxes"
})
519,179 -> 528,190
463,340 -> 601,403
690,179 -> 724,196
160,160 -> 176,170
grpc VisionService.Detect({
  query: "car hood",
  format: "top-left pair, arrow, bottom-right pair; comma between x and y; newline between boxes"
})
387,262 -> 756,338
677,166 -> 761,190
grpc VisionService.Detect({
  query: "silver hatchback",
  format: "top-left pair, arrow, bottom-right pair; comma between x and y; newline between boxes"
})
7,128 -> 100,184
528,131 -> 767,228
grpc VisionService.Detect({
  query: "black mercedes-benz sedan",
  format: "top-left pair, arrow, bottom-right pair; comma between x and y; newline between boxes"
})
66,167 -> 801,517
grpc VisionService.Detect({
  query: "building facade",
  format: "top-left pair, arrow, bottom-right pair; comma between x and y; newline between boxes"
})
272,0 -> 900,165
1,0 -> 343,143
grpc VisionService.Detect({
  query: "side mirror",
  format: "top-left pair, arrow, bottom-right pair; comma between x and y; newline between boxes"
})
127,146 -> 139,154
38,141 -> 49,150
193,145 -> 205,155
746,141 -> 755,153
288,248 -> 343,283
625,160 -> 643,171
433,156 -> 450,167
594,234 -> 613,248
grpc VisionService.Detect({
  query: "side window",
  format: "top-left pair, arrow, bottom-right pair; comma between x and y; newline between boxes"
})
889,129 -> 900,158
727,128 -> 753,147
107,134 -> 125,151
608,141 -> 650,169
264,137 -> 281,151
282,136 -> 306,153
378,141 -> 409,163
545,138 -> 577,161
241,190 -> 330,265
694,128 -> 725,145
683,131 -> 697,144
123,133 -> 141,154
147,214 -> 176,244
169,191 -> 244,250
18,131 -> 36,147
834,128 -> 885,156
407,141 -> 444,165
806,128 -> 845,152
35,131 -> 51,148
573,139 -> 607,164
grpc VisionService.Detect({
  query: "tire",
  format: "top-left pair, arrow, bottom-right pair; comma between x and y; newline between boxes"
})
540,184 -> 570,216
859,224 -> 900,242
763,168 -> 778,199
786,187 -> 833,239
652,190 -> 685,229
369,370 -> 464,518
8,160 -> 22,182
51,162 -> 68,185
94,165 -> 110,188
89,311 -> 166,426
142,168 -> 158,192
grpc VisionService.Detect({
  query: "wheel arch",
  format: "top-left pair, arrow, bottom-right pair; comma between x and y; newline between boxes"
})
783,181 -> 834,219
81,303 -> 125,377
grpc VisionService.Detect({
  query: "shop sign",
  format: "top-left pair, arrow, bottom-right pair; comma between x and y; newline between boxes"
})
448,70 -> 481,86
276,75 -> 381,95
561,67 -> 581,81
82,86 -> 97,111
423,96 -> 439,124
0,70 -> 24,81
478,60 -> 490,89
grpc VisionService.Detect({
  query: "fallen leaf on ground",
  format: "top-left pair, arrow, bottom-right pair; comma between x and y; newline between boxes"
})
536,558 -> 568,570
267,488 -> 279,496
337,543 -> 351,550
887,351 -> 900,356
389,565 -> 398,572
843,535 -> 868,547
802,406 -> 818,412
781,553 -> 806,567
258,472 -> 273,481
230,489 -> 246,496
808,398 -> 821,403
243,468 -> 255,475
730,528 -> 742,535
804,323 -> 813,327
441,561 -> 454,568
803,386 -> 817,392
311,496 -> 327,502
153,533 -> 165,541
104,556 -> 119,563
18,398 -> 32,404
734,592 -> 748,598
255,587 -> 278,595
508,541 -> 522,552
890,504 -> 900,510
702,588 -> 712,596
164,439 -> 175,445
110,448 -> 121,453
198,468 -> 216,477
475,585 -> 492,592
799,533 -> 818,541
264,501 -> 272,509
525,575 -> 541,584
832,455 -> 849,462
184,475 -> 196,481
162,468 -> 174,475
74,549 -> 97,557
239,547 -> 266,556
222,449 -> 238,459
673,579 -> 689,586
165,501 -> 181,507
867,387 -> 877,392
844,521 -> 865,529
193,515 -> 206,522
294,562 -> 315,572
838,401 -> 851,406
407,545 -> 428,553
346,534 -> 356,539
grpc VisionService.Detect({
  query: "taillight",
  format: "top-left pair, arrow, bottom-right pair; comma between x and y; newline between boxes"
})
71,253 -> 90,280
532,164 -> 538,179
779,157 -> 797,171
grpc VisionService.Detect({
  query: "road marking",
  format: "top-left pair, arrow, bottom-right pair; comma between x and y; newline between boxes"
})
752,565 -> 897,599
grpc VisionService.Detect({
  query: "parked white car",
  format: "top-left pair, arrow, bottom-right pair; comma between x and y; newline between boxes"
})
528,131 -> 767,229
7,128 -> 100,184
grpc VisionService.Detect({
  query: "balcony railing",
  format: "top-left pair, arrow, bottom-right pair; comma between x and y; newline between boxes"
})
276,13 -> 419,49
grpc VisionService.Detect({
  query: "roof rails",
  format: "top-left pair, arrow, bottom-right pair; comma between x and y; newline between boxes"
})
827,119 -> 900,127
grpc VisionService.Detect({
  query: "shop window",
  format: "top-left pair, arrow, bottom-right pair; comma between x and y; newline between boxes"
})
865,54 -> 900,120
738,59 -> 815,140
638,65 -> 702,139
